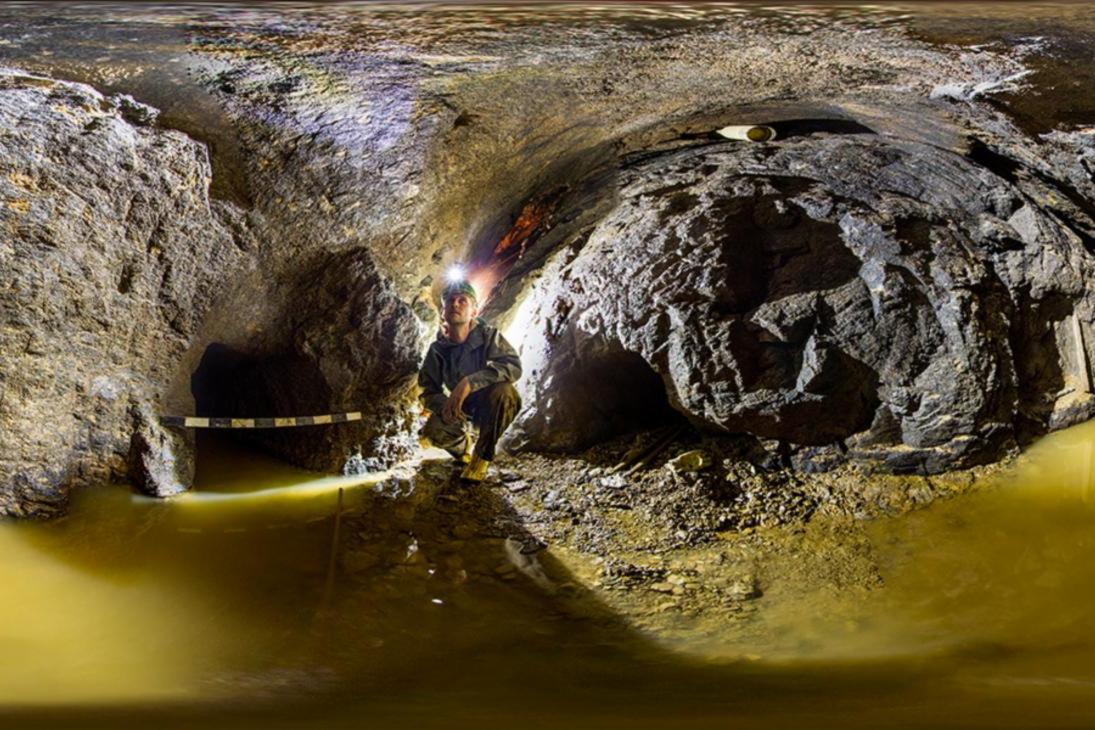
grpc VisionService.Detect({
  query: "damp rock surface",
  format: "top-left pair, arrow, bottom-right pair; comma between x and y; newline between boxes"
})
0,69 -> 245,514
505,132 -> 1095,473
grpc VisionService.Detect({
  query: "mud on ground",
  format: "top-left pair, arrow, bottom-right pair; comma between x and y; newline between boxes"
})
410,427 -> 1012,654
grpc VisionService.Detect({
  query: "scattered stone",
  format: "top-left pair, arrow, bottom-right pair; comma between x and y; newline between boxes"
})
601,560 -> 666,587
669,450 -> 711,473
598,474 -> 628,490
111,93 -> 159,126
343,453 -> 385,475
726,575 -> 761,601
128,404 -> 193,498
503,537 -> 554,591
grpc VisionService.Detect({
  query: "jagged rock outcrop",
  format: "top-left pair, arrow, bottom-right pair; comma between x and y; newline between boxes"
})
0,65 -> 431,515
0,69 -> 246,514
502,132 -> 1095,472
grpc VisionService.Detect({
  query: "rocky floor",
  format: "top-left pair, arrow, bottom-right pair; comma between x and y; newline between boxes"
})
344,426 -> 1005,652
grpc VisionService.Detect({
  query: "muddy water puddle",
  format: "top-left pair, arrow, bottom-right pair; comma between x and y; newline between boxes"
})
1,425 -> 1095,727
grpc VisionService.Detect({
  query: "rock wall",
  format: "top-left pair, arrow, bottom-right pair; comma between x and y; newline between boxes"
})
2,5 -> 1094,514
500,130 -> 1095,472
0,69 -> 246,514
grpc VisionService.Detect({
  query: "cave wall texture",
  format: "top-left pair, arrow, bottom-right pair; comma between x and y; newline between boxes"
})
1,5 -> 1094,515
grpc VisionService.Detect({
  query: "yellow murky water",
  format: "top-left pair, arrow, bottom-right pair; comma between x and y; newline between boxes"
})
0,435 -> 387,706
3,425 -> 1095,727
715,418 -> 1095,669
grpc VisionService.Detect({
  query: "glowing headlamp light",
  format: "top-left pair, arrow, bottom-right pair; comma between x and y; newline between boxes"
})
446,264 -> 467,284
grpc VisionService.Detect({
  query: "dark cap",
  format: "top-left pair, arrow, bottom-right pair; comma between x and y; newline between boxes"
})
442,280 -> 478,305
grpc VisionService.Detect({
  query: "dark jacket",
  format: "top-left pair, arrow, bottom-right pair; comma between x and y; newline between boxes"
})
418,318 -> 522,414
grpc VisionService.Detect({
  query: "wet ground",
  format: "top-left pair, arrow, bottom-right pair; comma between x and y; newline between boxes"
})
4,422 -> 1095,728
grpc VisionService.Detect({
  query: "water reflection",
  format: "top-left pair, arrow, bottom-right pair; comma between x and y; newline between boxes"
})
5,421 -> 1095,726
0,433 -> 664,713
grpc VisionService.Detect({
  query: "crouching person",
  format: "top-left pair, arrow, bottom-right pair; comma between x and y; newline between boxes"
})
418,280 -> 522,482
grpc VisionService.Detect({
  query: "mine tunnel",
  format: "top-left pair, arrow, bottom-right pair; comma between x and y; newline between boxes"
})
189,342 -> 337,470
6,4 -> 1095,726
165,101 -> 1095,488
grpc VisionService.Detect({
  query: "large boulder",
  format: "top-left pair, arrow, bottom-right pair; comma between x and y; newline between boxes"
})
0,69 -> 247,514
503,133 -> 1095,472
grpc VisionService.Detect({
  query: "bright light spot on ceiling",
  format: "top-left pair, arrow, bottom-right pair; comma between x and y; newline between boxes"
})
714,124 -> 777,142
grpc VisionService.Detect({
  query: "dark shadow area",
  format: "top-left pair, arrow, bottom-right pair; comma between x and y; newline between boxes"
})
1010,292 -> 1071,446
967,138 -> 1021,182
768,118 -> 876,139
679,117 -> 875,143
190,342 -> 339,471
182,248 -> 421,476
192,343 -> 333,420
762,346 -> 881,446
514,349 -> 687,453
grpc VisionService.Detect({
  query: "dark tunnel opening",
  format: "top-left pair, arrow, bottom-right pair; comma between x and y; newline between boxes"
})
518,349 -> 688,453
190,342 -> 339,475
678,117 -> 876,144
767,118 -> 875,138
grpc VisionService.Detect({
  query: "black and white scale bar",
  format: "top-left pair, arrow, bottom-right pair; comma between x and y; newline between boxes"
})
159,412 -> 362,429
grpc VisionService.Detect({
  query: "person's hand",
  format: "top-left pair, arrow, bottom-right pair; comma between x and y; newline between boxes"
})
442,377 -> 472,424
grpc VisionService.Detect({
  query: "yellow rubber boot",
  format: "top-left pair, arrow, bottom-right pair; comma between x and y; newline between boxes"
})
460,453 -> 490,482
459,432 -> 473,464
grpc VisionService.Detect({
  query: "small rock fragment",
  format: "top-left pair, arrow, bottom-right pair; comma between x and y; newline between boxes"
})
598,473 -> 627,489
669,449 -> 711,473
726,574 -> 761,600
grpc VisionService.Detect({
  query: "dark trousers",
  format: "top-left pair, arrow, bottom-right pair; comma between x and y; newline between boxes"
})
421,382 -> 521,461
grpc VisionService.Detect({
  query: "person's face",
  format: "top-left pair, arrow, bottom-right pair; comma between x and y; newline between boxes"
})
443,293 -> 478,326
